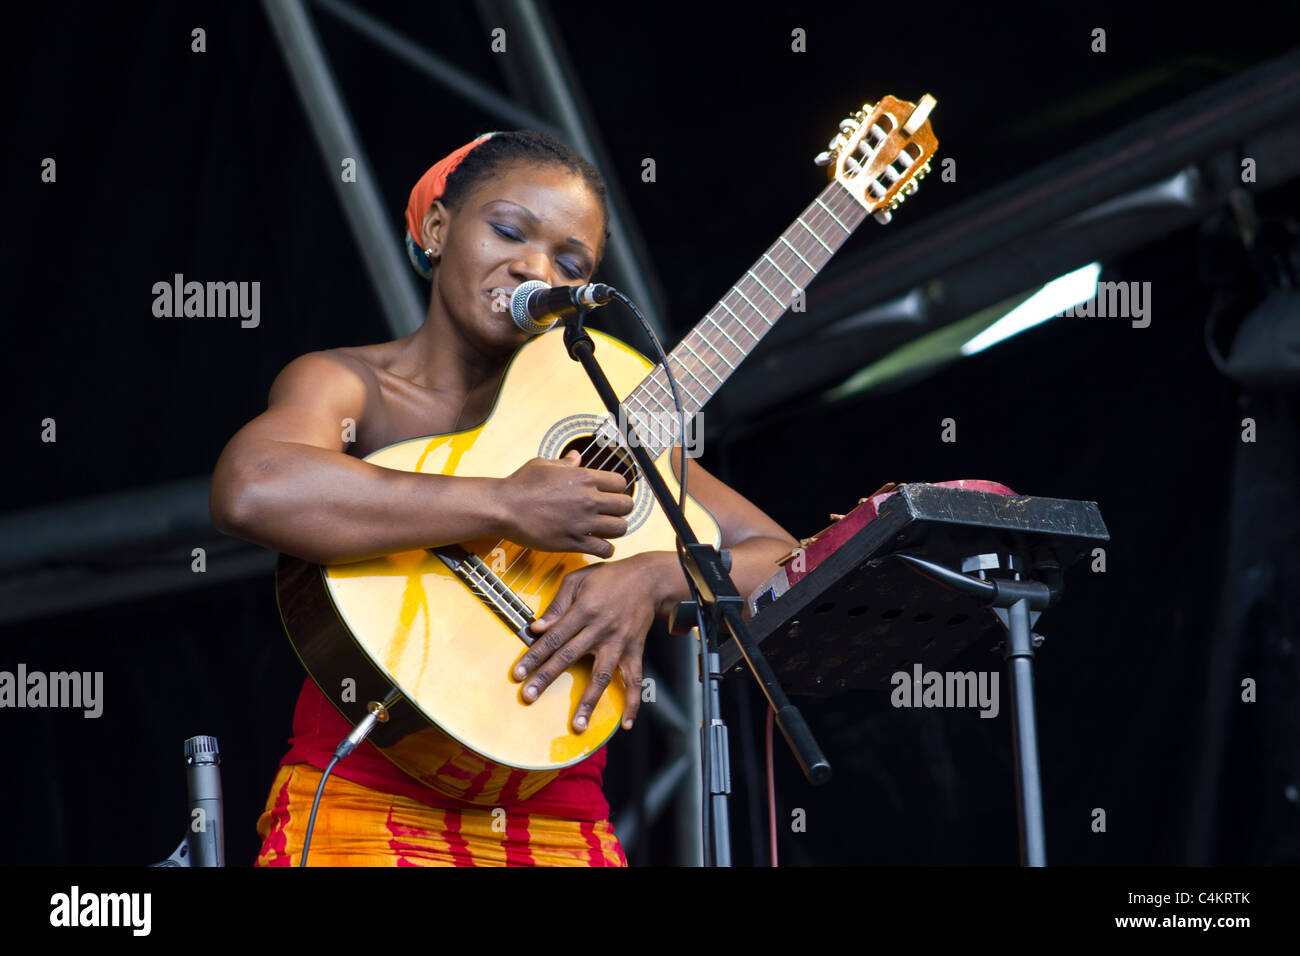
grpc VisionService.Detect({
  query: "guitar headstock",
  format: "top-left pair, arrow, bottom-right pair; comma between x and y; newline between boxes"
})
815,94 -> 938,224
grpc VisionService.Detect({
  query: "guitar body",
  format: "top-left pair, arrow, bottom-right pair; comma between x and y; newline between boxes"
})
276,326 -> 720,801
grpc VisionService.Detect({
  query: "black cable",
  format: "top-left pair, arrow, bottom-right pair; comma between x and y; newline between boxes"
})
607,288 -> 714,861
299,754 -> 338,867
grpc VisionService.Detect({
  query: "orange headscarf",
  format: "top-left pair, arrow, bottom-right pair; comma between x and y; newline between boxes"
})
404,132 -> 496,279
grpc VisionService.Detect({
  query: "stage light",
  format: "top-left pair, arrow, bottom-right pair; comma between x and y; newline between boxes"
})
960,262 -> 1102,356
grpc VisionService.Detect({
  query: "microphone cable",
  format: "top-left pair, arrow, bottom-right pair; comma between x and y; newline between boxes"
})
605,288 -> 716,860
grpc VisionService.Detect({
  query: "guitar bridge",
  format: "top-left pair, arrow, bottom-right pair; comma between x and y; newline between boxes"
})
431,545 -> 538,646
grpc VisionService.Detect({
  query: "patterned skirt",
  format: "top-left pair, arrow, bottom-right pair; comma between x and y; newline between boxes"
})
254,763 -> 627,867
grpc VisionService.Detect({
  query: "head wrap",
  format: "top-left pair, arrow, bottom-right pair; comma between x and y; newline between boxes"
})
404,132 -> 497,279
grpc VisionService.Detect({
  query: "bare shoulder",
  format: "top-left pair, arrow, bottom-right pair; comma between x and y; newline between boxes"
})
268,346 -> 377,410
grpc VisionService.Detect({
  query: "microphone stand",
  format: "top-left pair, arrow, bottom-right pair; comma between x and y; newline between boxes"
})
562,307 -> 831,867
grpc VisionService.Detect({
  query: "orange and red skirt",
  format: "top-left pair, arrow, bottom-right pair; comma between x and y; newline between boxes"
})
255,764 -> 627,867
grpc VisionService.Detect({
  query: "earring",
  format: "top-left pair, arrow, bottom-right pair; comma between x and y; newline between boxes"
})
424,247 -> 436,259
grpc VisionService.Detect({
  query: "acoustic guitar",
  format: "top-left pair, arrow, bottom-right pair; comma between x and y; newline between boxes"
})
276,95 -> 938,801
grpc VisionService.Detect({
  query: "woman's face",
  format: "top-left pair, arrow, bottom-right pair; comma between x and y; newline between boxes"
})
424,161 -> 605,356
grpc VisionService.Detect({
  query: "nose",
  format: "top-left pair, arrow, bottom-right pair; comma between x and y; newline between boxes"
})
508,251 -> 552,286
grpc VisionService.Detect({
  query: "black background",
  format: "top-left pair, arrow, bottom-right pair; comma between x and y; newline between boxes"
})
2,1 -> 1297,868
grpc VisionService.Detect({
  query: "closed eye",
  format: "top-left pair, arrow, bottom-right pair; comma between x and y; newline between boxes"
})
491,223 -> 586,280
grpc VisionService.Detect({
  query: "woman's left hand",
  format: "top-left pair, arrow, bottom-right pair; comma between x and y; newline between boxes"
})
513,553 -> 670,733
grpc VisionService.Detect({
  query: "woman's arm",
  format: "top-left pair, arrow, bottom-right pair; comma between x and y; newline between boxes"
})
209,351 -> 507,564
210,352 -> 633,564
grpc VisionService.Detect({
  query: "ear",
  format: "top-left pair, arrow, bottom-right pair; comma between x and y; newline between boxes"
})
421,200 -> 451,257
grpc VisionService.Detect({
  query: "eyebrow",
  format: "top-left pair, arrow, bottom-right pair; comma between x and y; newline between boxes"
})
483,199 -> 594,257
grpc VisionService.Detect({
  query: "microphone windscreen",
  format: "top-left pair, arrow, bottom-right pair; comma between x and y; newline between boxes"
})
510,280 -> 554,335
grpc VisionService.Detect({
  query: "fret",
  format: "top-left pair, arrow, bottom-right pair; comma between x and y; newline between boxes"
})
708,315 -> 746,353
622,179 -> 878,460
779,234 -> 815,271
774,235 -> 816,273
691,330 -> 736,371
713,301 -> 760,345
814,195 -> 850,233
636,377 -> 674,419
671,356 -> 714,398
680,337 -> 727,384
746,269 -> 784,307
761,251 -> 798,289
794,217 -> 833,254
732,286 -> 763,319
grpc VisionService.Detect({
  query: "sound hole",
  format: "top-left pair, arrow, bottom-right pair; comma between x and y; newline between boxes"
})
562,436 -> 638,495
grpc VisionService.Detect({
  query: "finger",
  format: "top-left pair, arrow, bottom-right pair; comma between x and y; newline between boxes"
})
520,572 -> 579,645
517,573 -> 592,675
618,659 -> 643,730
521,625 -> 598,705
595,491 -> 636,517
573,533 -> 615,559
589,469 -> 630,493
559,449 -> 582,466
587,515 -> 629,540
573,645 -> 620,732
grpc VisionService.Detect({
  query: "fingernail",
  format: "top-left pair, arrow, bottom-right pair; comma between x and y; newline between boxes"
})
514,665 -> 527,680
622,719 -> 633,730
524,684 -> 538,701
574,714 -> 588,730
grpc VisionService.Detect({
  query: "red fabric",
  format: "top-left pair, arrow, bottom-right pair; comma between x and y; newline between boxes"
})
404,133 -> 495,248
278,678 -> 610,822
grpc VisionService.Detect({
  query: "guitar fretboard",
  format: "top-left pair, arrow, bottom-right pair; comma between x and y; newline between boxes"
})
622,178 -> 868,457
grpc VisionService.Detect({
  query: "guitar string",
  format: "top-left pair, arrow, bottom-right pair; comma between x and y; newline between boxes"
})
448,134 -> 924,632
485,179 -> 870,599
490,178 -> 870,598
476,178 -> 875,602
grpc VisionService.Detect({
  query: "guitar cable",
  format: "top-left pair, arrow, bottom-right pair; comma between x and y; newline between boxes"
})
299,694 -> 395,866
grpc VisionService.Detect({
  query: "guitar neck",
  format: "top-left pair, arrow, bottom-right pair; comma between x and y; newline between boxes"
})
625,178 -> 867,457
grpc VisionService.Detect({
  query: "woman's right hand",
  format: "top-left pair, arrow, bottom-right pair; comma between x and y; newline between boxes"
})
494,450 -> 634,557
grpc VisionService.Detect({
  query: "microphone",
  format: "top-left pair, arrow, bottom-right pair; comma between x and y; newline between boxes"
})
510,280 -> 615,334
184,735 -> 225,867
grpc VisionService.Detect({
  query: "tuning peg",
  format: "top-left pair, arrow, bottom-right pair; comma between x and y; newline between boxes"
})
813,151 -> 832,167
839,118 -> 859,134
903,180 -> 919,195
873,209 -> 892,225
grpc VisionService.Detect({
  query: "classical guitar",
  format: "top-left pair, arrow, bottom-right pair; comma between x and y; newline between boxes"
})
276,95 -> 938,801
